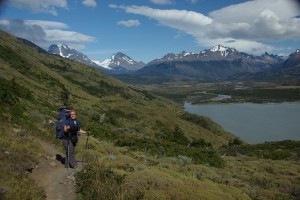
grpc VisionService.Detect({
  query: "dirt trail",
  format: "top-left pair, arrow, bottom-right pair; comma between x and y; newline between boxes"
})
29,140 -> 76,200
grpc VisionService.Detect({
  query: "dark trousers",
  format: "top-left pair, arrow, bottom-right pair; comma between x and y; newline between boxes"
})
62,138 -> 77,168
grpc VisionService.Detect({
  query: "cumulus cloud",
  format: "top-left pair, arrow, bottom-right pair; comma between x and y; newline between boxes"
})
117,20 -> 140,27
111,0 -> 300,54
45,29 -> 95,43
111,5 -> 212,32
208,0 -> 300,40
7,0 -> 67,15
82,0 -> 97,7
0,19 -> 95,50
149,0 -> 173,5
0,19 -> 46,43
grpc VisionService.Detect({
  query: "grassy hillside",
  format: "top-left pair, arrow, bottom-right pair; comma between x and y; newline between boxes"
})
0,29 -> 299,200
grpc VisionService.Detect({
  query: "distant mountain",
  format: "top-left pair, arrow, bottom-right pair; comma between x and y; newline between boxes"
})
48,45 -> 145,74
228,49 -> 300,85
133,45 -> 287,82
282,49 -> 300,69
93,52 -> 145,74
48,44 -> 100,69
148,44 -> 285,66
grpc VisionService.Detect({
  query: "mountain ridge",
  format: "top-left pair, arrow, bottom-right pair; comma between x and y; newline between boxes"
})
130,45 -> 299,83
34,40 -> 300,84
47,44 -> 145,73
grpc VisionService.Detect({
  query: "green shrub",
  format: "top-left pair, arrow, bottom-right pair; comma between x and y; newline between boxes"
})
228,137 -> 243,146
181,112 -> 224,135
190,138 -> 212,148
220,140 -> 300,160
0,78 -> 32,105
75,163 -> 125,200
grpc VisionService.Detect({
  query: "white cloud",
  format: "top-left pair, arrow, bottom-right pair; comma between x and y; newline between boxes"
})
150,0 -> 172,5
7,0 -> 67,15
24,20 -> 69,29
117,20 -> 140,27
0,19 -> 46,42
0,19 -> 95,50
186,0 -> 198,4
45,29 -> 95,43
209,0 -> 299,23
111,0 -> 300,54
114,5 -> 212,31
82,0 -> 97,7
207,0 -> 300,40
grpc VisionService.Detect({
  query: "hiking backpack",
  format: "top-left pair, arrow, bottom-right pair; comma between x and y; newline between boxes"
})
55,108 -> 70,139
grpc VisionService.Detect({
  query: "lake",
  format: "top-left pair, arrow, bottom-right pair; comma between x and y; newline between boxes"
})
184,102 -> 300,144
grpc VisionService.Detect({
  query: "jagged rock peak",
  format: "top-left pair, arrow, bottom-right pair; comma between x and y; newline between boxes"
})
209,44 -> 237,57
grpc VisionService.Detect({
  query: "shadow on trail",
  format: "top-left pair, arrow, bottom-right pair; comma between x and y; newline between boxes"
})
56,154 -> 65,165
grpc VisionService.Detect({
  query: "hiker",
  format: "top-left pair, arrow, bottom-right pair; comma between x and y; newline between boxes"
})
63,109 -> 88,168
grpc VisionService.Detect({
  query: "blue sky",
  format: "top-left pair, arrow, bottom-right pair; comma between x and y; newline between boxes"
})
0,0 -> 299,63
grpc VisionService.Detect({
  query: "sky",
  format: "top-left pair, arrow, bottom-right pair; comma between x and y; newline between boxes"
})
0,0 -> 299,63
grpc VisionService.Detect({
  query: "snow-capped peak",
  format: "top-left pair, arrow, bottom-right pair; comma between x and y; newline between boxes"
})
92,59 -> 112,69
210,44 -> 236,57
210,44 -> 228,52
92,52 -> 145,72
48,44 -> 101,68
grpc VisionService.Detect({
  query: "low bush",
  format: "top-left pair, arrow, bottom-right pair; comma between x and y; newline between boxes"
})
75,162 -> 126,200
220,140 -> 300,160
86,118 -> 224,167
0,78 -> 32,105
181,112 -> 225,135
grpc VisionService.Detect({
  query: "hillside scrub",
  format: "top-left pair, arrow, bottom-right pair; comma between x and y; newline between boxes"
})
0,124 -> 45,200
0,29 -> 299,199
86,119 -> 224,167
75,137 -> 299,200
220,140 -> 300,160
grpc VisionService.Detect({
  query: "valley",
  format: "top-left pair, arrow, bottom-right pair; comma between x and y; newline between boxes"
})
0,29 -> 299,200
130,81 -> 300,105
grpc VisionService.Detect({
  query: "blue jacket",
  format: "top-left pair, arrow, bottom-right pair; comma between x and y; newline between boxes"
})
63,118 -> 80,142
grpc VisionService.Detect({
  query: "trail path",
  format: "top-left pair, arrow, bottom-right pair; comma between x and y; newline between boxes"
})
29,140 -> 76,200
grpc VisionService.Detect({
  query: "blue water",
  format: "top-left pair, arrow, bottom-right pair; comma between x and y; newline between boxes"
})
184,102 -> 300,144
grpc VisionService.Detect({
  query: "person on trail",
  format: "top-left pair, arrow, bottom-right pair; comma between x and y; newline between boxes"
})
63,109 -> 88,168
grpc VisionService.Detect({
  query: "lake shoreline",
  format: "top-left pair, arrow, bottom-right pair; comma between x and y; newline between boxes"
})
184,101 -> 300,144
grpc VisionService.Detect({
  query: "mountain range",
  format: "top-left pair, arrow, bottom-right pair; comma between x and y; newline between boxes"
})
48,44 -> 145,74
48,44 -> 299,84
134,45 -> 293,82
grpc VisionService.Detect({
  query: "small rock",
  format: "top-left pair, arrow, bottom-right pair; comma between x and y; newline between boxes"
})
49,161 -> 57,167
0,188 -> 6,194
12,128 -> 22,133
44,156 -> 50,160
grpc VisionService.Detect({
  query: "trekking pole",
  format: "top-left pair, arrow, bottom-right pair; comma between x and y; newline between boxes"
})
67,135 -> 70,171
85,131 -> 90,149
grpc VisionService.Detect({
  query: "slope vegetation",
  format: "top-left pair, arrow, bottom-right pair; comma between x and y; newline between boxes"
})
0,30 -> 299,200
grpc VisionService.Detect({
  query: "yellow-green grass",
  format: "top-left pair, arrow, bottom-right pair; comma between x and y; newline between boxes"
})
75,136 -> 299,200
0,123 -> 45,200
